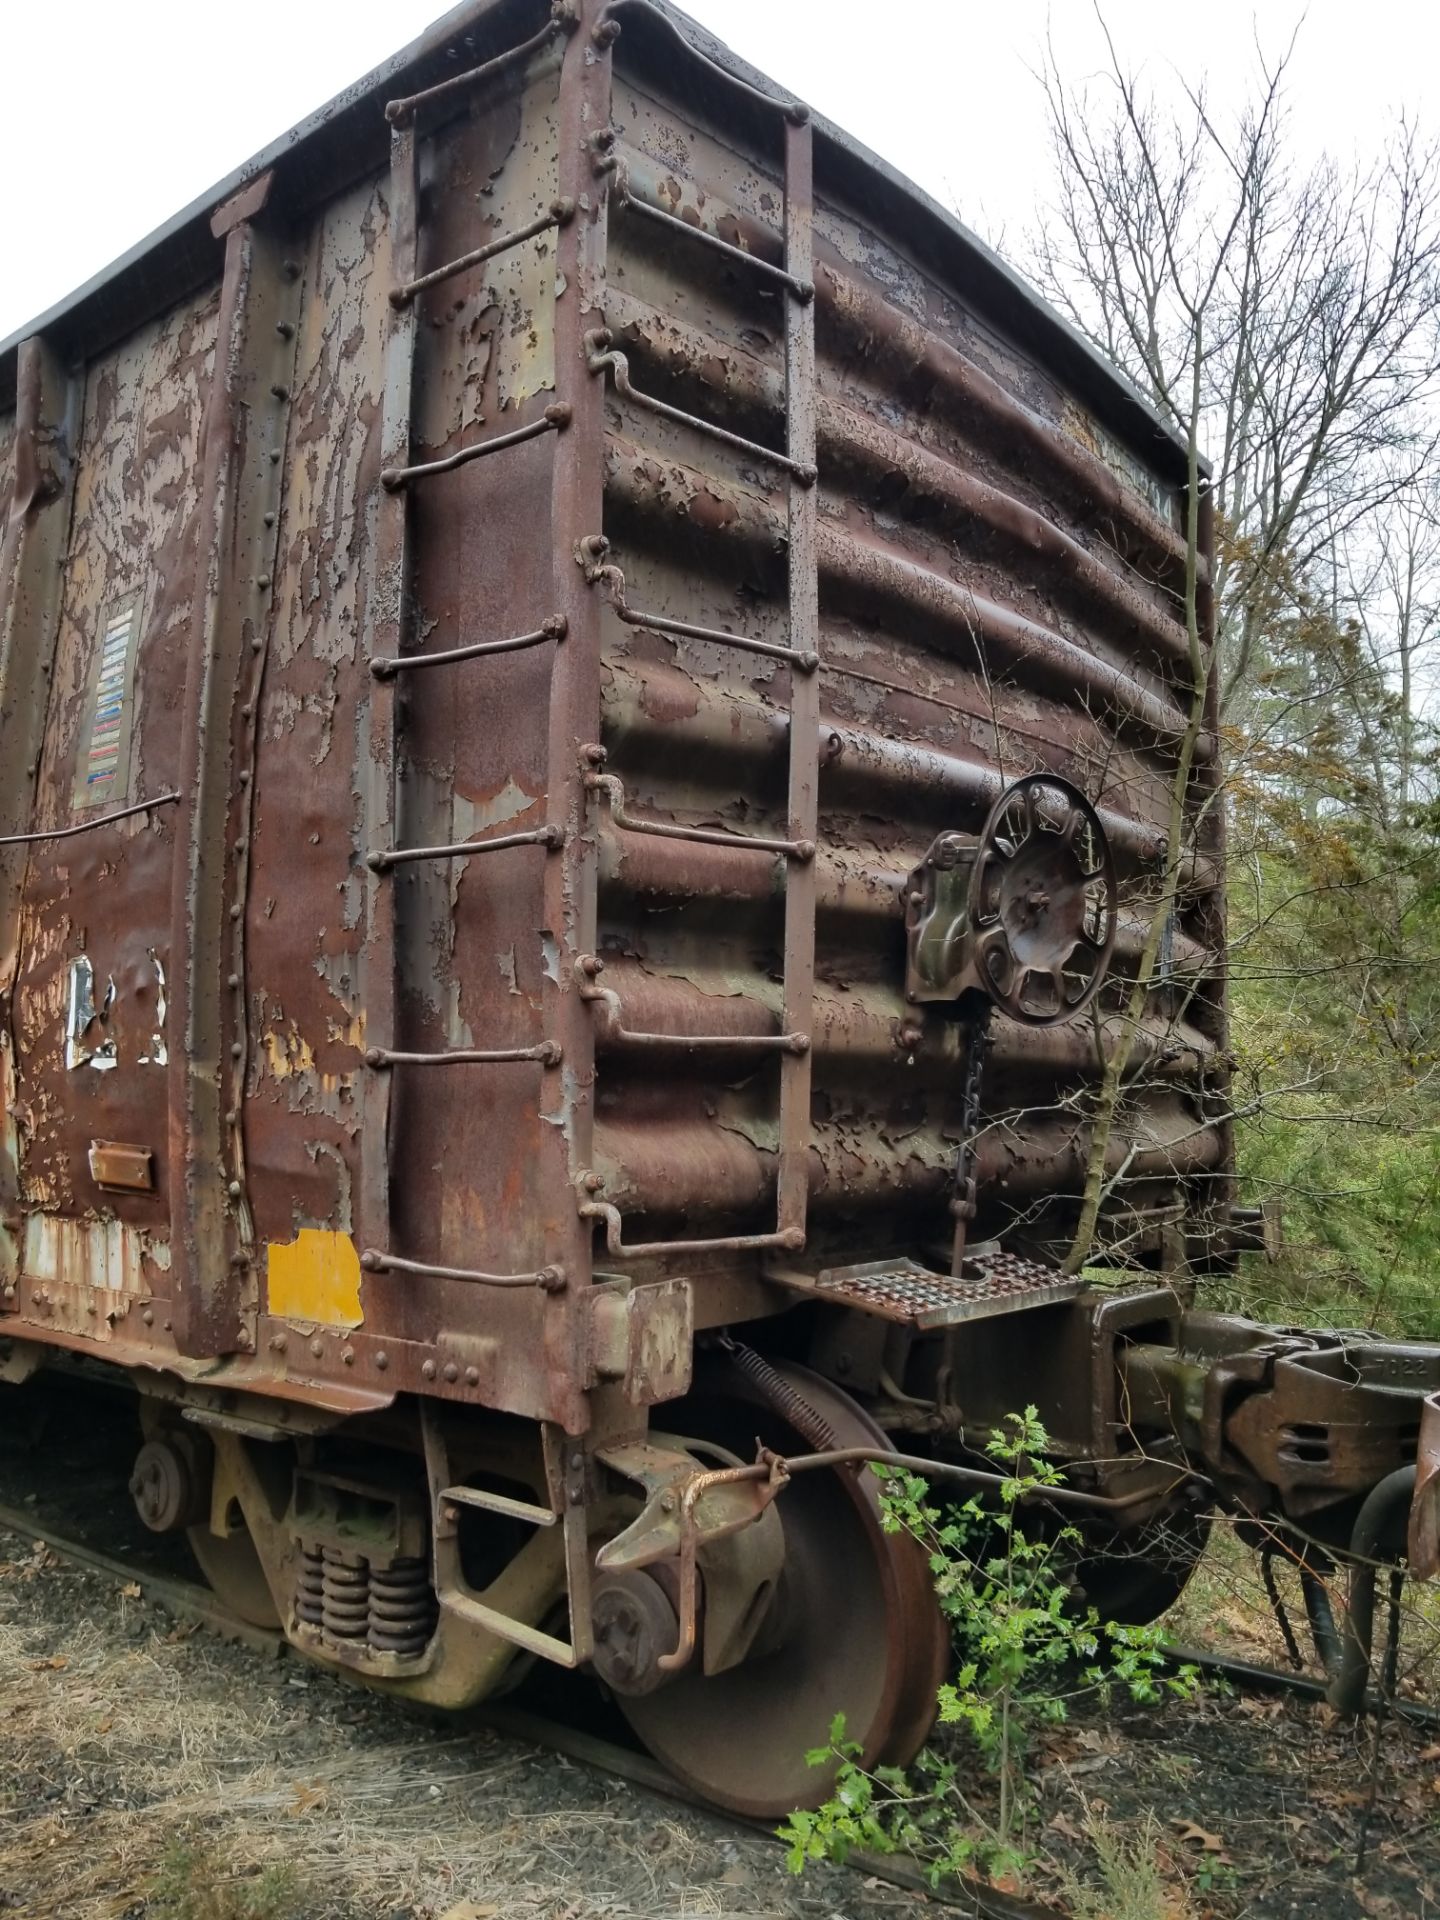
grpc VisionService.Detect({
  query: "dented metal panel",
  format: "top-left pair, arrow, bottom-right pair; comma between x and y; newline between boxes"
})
0,0 -> 1223,1425
12,293 -> 214,1295
245,174 -> 389,1263
582,52 -> 1221,1276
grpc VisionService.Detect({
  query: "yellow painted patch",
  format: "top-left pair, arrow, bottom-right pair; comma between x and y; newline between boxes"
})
262,1025 -> 316,1080
266,1229 -> 363,1329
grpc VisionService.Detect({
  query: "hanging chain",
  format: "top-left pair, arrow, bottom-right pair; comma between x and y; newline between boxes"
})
948,1002 -> 993,1270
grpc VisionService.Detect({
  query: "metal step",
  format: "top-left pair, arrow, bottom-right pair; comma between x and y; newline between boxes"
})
776,1251 -> 1081,1330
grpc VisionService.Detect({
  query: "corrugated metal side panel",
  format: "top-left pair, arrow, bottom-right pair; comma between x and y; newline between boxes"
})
9,288 -> 217,1325
585,72 -> 1221,1270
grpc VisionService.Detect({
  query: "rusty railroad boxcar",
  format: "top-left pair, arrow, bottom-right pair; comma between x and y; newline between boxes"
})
3,0 -> 1439,1814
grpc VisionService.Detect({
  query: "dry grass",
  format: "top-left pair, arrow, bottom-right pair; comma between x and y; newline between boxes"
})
1053,1812 -> 1197,1920
0,1538 -> 891,1920
11,1502 -> 1435,1920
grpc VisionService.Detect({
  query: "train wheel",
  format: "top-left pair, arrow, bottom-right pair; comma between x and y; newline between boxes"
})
1074,1507 -> 1211,1626
614,1358 -> 948,1819
134,1399 -> 282,1630
187,1521 -> 283,1630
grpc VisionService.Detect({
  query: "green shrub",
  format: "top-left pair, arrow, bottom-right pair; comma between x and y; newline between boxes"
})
778,1408 -> 1198,1888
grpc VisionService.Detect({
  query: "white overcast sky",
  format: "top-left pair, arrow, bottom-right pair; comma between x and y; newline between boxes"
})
0,0 -> 1429,349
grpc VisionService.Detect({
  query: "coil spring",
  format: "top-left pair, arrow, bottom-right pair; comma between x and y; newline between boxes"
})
295,1544 -> 325,1627
320,1547 -> 371,1639
724,1338 -> 838,1451
368,1555 -> 436,1656
293,1541 -> 437,1659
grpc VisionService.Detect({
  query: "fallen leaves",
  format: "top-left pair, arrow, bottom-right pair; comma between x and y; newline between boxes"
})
1233,1691 -> 1285,1718
1171,1818 -> 1228,1856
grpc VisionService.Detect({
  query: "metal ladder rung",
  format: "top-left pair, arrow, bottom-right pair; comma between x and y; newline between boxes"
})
596,0 -> 808,126
616,183 -> 812,301
367,824 -> 561,872
578,1199 -> 803,1261
422,1404 -> 591,1670
585,552 -> 817,671
371,616 -> 566,679
584,332 -> 816,486
390,198 -> 575,309
361,1249 -> 565,1291
586,772 -> 814,862
364,1042 -> 561,1068
439,1484 -> 559,1525
0,790 -> 180,849
381,404 -> 570,491
385,10 -> 574,128
577,956 -> 809,1054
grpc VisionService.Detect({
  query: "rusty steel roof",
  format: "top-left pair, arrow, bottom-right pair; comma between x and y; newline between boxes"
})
0,0 -> 1197,482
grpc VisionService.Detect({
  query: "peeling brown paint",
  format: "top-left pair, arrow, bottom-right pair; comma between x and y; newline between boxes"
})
0,1 -> 1223,1413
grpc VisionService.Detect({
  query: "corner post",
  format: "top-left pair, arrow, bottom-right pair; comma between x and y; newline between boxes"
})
169,175 -> 303,1357
541,0 -> 616,1434
0,337 -> 82,1297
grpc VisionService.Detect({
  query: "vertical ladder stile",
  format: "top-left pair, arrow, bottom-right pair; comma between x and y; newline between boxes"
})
574,71 -> 823,1264
360,122 -> 419,1262
539,6 -> 614,1439
777,113 -> 820,1247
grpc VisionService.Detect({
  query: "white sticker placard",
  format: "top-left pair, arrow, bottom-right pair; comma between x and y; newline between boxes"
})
74,603 -> 140,810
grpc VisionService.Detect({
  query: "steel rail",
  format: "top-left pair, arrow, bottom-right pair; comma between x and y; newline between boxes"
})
0,1498 -> 284,1656
0,1497 -> 1018,1917
473,1703 -> 1046,1918
9,1495 -> 1437,1909
1162,1642 -> 1440,1731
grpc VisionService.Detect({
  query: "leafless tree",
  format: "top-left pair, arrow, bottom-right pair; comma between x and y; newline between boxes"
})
1016,11 -> 1440,1272
1030,16 -> 1440,721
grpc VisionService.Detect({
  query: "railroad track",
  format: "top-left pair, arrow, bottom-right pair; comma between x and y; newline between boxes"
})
5,1495 -> 1435,1918
0,1497 -> 1044,1920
